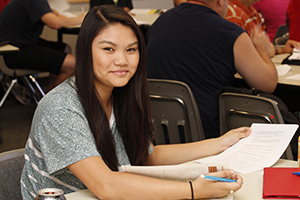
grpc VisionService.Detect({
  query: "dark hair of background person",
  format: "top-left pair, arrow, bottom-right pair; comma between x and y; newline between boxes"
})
75,5 -> 154,171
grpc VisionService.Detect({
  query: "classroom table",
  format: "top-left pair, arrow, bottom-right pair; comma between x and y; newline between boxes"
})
57,8 -> 161,43
235,53 -> 300,87
64,159 -> 298,200
0,44 -> 19,53
234,53 -> 300,112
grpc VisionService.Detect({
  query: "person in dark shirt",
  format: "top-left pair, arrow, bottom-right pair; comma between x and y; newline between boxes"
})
0,0 -> 86,90
147,0 -> 277,139
90,0 -> 133,13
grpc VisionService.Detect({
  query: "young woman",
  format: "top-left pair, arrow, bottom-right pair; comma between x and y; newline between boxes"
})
21,5 -> 251,200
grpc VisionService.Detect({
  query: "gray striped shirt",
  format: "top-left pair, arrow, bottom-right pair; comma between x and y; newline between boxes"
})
21,78 -> 153,199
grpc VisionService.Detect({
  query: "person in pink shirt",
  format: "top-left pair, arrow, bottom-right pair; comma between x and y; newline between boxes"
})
253,0 -> 290,43
226,0 -> 299,56
287,0 -> 300,42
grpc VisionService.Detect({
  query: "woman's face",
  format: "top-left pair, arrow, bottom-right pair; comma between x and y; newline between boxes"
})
92,23 -> 139,91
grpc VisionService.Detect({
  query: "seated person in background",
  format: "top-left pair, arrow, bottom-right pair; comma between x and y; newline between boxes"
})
174,0 -> 187,7
287,0 -> 300,42
0,0 -> 86,91
226,0 -> 300,56
253,0 -> 290,43
20,5 -> 250,200
90,0 -> 133,13
147,0 -> 277,139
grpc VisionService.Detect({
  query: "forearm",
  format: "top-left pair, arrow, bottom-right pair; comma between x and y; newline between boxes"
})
146,138 -> 225,166
91,171 -> 191,200
53,15 -> 83,29
69,157 -> 191,199
42,12 -> 85,30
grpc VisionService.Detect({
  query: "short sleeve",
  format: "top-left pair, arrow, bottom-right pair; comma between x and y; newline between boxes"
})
32,89 -> 100,175
29,0 -> 52,24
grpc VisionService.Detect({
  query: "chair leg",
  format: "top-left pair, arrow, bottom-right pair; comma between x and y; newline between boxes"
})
22,76 -> 45,105
0,78 -> 17,107
28,75 -> 45,96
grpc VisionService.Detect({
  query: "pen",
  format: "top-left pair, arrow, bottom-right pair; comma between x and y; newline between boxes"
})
292,172 -> 300,176
200,174 -> 237,182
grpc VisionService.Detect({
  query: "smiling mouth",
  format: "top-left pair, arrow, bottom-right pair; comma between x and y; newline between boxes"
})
111,70 -> 128,76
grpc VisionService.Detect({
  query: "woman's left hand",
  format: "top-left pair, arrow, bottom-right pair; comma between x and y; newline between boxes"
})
218,127 -> 251,150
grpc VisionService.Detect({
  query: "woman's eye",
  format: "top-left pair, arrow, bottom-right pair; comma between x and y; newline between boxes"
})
127,48 -> 137,52
104,47 -> 114,51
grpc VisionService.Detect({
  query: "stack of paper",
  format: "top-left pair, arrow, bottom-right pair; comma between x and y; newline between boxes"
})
288,48 -> 300,60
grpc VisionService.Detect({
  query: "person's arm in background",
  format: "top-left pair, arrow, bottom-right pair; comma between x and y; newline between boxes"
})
275,39 -> 300,54
41,8 -> 86,30
174,0 -> 187,7
234,27 -> 278,93
123,0 -> 133,13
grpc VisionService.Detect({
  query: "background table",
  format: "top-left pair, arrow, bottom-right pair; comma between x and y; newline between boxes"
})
57,9 -> 161,43
65,159 -> 298,200
235,53 -> 300,112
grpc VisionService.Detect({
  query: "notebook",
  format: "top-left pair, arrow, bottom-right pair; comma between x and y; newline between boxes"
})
263,167 -> 300,199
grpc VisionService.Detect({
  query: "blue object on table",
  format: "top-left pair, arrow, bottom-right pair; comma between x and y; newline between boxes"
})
201,175 -> 237,182
292,172 -> 300,176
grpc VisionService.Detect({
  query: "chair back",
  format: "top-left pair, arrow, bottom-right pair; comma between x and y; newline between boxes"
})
148,79 -> 205,145
219,92 -> 283,134
219,92 -> 293,159
0,148 -> 25,200
273,24 -> 289,44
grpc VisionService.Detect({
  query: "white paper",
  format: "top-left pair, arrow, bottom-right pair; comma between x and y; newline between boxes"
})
286,73 -> 300,80
276,64 -> 291,76
60,11 -> 78,18
47,0 -> 70,13
195,123 -> 298,174
288,48 -> 300,60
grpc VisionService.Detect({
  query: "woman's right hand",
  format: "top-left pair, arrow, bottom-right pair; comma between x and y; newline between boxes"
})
192,169 -> 243,199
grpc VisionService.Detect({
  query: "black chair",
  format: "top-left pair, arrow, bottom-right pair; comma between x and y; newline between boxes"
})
219,92 -> 293,160
148,79 -> 205,145
273,24 -> 289,45
0,44 -> 45,107
0,148 -> 25,200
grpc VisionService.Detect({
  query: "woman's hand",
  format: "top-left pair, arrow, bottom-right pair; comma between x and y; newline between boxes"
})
217,127 -> 251,151
192,169 -> 243,199
250,25 -> 272,56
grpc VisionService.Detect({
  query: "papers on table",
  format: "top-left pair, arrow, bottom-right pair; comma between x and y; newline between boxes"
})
288,48 -> 300,61
119,163 -> 229,182
48,0 -> 70,14
286,73 -> 300,80
276,64 -> 291,76
120,123 -> 298,177
195,123 -> 298,174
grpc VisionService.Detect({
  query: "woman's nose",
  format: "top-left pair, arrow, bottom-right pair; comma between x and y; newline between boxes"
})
113,53 -> 129,66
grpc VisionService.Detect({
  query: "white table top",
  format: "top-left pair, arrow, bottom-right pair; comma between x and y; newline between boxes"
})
65,159 -> 298,200
131,8 -> 161,25
272,53 -> 300,87
235,53 -> 300,87
63,8 -> 160,29
0,44 -> 19,52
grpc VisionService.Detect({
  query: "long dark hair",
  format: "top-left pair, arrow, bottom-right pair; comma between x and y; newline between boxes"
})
75,5 -> 154,171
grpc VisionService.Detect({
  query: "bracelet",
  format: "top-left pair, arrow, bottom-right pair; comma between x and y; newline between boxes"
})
189,181 -> 194,200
